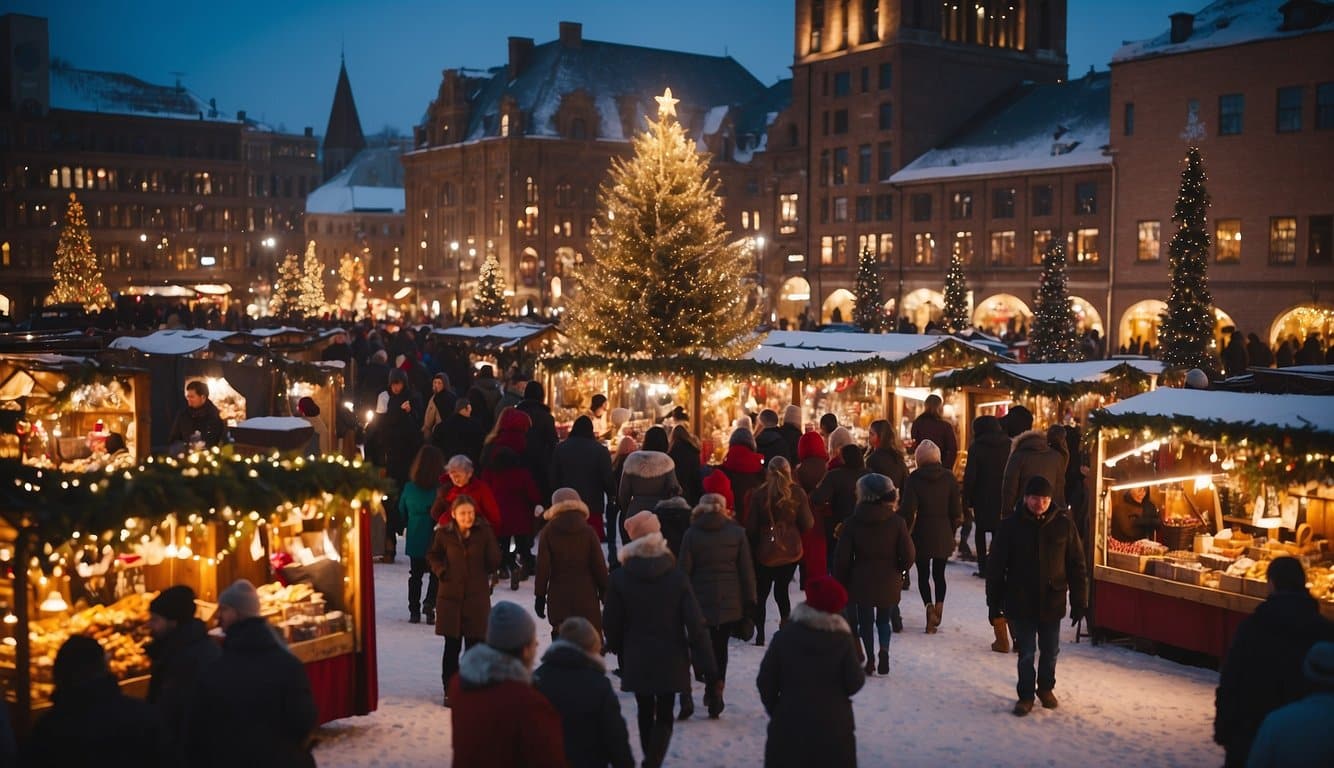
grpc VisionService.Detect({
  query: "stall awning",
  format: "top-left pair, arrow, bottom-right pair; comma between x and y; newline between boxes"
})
108,329 -> 249,355
1093,388 -> 1334,450
932,358 -> 1163,396
432,322 -> 559,351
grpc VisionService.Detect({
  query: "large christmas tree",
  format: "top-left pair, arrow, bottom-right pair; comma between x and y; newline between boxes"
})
852,245 -> 887,332
1029,235 -> 1083,362
564,88 -> 758,357
47,193 -> 112,310
1160,146 -> 1218,373
473,253 -> 509,323
942,245 -> 970,333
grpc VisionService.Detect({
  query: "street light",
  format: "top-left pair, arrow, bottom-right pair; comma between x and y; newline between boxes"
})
450,241 -> 460,321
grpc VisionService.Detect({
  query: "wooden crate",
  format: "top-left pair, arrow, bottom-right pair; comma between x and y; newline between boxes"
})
1218,573 -> 1245,593
1107,551 -> 1148,573
1243,578 -> 1271,598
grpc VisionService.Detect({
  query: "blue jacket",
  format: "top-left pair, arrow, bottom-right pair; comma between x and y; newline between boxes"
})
400,481 -> 440,559
1246,692 -> 1334,768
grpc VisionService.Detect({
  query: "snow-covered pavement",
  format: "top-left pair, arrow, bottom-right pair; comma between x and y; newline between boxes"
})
314,555 -> 1223,767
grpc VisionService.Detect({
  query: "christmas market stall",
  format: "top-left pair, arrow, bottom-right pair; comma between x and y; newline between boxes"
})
931,358 -> 1162,445
1089,387 -> 1334,657
0,447 -> 389,732
432,322 -> 561,400
0,353 -> 150,469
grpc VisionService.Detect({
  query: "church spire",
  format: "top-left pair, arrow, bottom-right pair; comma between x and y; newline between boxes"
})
322,57 -> 366,181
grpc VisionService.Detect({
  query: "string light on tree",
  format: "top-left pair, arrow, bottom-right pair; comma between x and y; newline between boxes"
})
1160,146 -> 1218,374
47,193 -> 112,311
1030,234 -> 1083,362
473,253 -> 509,323
564,87 -> 759,357
942,244 -> 970,334
853,245 -> 888,332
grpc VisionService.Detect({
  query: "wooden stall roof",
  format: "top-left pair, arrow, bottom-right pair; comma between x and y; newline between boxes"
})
0,353 -> 145,400
431,322 -> 560,352
107,329 -> 253,356
1213,364 -> 1334,395
932,358 -> 1163,397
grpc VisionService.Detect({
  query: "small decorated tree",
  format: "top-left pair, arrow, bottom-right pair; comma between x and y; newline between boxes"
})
473,253 -> 509,323
297,240 -> 327,316
269,252 -> 302,318
1160,146 -> 1218,373
336,251 -> 367,314
270,242 -> 326,319
852,245 -> 887,332
942,245 -> 970,333
1030,235 -> 1083,362
47,193 -> 112,310
563,88 -> 758,357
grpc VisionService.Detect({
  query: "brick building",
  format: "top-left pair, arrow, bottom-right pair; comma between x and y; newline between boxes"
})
403,21 -> 788,318
0,13 -> 319,320
1109,0 -> 1334,352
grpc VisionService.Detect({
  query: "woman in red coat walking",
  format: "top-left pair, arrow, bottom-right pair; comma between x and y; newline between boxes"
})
431,455 -> 501,530
795,431 -> 829,588
482,410 -> 542,589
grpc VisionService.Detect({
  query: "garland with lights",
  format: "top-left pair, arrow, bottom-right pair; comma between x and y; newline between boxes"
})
1160,146 -> 1219,375
0,447 -> 392,553
46,193 -> 112,311
932,360 -> 1157,399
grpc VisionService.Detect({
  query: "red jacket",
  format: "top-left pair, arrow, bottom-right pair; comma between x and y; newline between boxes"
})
721,444 -> 765,526
449,645 -> 567,768
481,447 -> 541,538
431,477 -> 501,529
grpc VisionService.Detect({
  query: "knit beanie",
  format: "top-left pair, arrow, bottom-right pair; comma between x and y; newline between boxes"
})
623,510 -> 662,540
218,579 -> 260,620
551,487 -> 582,506
729,427 -> 757,451
486,600 -> 537,653
783,404 -> 802,427
914,438 -> 941,465
804,575 -> 848,614
556,616 -> 601,655
1303,641 -> 1334,689
150,585 -> 197,623
828,426 -> 853,458
1023,475 -> 1054,497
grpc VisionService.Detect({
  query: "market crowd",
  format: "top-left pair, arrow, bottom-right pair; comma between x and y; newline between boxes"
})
12,320 -> 1332,768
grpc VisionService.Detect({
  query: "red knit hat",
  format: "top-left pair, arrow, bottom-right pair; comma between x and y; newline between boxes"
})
701,467 -> 734,511
804,575 -> 848,614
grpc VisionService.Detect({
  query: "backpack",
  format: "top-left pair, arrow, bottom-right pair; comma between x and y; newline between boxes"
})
756,508 -> 804,567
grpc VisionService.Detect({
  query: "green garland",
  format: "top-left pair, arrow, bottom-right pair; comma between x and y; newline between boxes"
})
541,338 -> 996,382
932,361 -> 1157,399
1,447 -> 393,548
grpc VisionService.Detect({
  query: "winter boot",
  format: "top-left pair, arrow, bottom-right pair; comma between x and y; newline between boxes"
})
890,606 -> 904,633
864,658 -> 876,676
409,611 -> 421,624
1012,699 -> 1033,717
933,603 -> 944,630
706,681 -> 725,719
677,691 -> 694,720
510,564 -> 522,591
991,617 -> 1011,653
958,541 -> 975,561
924,603 -> 938,634
754,626 -> 765,647
878,648 -> 889,675
424,608 -> 435,625
1037,689 -> 1059,709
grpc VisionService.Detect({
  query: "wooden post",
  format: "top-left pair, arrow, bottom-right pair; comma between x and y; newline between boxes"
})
13,526 -> 31,733
791,376 -> 804,426
690,372 -> 702,432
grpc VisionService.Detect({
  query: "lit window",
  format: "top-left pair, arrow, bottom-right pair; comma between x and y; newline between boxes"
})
779,193 -> 799,234
1137,221 -> 1161,262
878,233 -> 894,264
1072,228 -> 1100,263
1269,217 -> 1296,264
953,231 -> 974,263
989,231 -> 1016,266
1031,229 -> 1053,265
913,233 -> 936,265
1215,219 -> 1241,263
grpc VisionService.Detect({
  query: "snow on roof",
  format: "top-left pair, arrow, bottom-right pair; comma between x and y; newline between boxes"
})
741,345 -> 878,369
247,326 -> 310,338
891,72 -> 1110,183
306,146 -> 406,214
1113,0 -> 1334,63
994,359 -> 1165,384
1101,387 -> 1334,434
49,66 -> 213,121
431,322 -> 555,348
235,416 -> 311,432
108,329 -> 243,355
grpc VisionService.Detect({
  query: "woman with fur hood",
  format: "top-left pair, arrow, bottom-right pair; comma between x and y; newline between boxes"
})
617,427 -> 682,519
534,488 -> 609,638
756,575 -> 866,768
603,510 -> 716,768
533,617 -> 634,768
1000,426 -> 1068,515
679,493 -> 757,719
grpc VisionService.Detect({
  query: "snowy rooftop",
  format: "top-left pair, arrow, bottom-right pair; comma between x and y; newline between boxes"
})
1113,0 -> 1334,63
994,359 -> 1165,384
108,329 -> 246,355
49,65 -> 215,121
1101,387 -> 1334,434
455,36 -> 783,155
741,345 -> 879,369
431,322 -> 556,349
306,146 -> 406,214
891,72 -> 1110,183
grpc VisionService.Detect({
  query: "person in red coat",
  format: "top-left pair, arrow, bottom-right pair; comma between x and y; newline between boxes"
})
450,601 -> 568,768
719,428 -> 765,526
795,430 -> 829,588
431,455 -> 501,529
481,437 -> 542,589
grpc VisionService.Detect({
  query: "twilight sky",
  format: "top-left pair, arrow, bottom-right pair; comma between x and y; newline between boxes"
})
15,0 -> 1178,135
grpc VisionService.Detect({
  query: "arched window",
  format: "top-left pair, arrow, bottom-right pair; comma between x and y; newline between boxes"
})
500,113 -> 510,137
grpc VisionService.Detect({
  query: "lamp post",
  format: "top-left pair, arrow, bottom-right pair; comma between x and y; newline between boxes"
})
139,232 -> 148,286
450,241 -> 460,322
753,234 -> 767,319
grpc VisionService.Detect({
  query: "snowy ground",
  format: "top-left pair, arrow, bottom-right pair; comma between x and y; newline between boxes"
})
314,554 -> 1223,767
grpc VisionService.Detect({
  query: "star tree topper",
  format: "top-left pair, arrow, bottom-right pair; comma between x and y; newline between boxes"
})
655,87 -> 679,119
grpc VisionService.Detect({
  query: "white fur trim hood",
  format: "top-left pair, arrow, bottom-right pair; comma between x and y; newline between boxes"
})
1010,429 -> 1049,455
789,602 -> 852,634
622,450 -> 676,479
616,531 -> 671,564
544,498 -> 590,520
458,643 -> 531,688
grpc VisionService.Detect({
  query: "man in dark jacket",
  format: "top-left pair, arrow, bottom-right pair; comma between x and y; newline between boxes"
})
366,368 -> 423,560
516,380 -> 559,504
22,635 -> 164,768
1000,428 -> 1067,516
357,349 -> 392,414
187,579 -> 317,768
986,476 -> 1087,716
1221,327 -> 1250,377
910,394 -> 958,471
551,415 -> 615,541
147,585 -> 220,765
963,415 -> 1010,579
755,409 -> 796,466
1214,557 -> 1334,767
533,617 -> 635,768
168,380 -> 228,449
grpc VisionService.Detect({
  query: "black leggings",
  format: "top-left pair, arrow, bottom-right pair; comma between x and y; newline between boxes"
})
708,622 -> 737,682
916,556 -> 948,605
975,529 -> 992,574
755,562 -> 799,634
441,635 -> 482,691
498,534 -> 533,569
635,692 -> 676,767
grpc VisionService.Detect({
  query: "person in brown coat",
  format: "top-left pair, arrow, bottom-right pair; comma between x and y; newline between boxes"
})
900,439 -> 963,634
427,494 -> 502,706
535,488 -> 609,638
910,394 -> 958,471
746,456 -> 816,646
1001,428 -> 1068,515
833,473 -> 915,676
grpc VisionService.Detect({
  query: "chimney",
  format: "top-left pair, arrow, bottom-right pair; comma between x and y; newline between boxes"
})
559,21 -> 582,48
237,109 -> 247,123
1169,12 -> 1195,44
508,36 -> 534,79
304,126 -> 313,137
